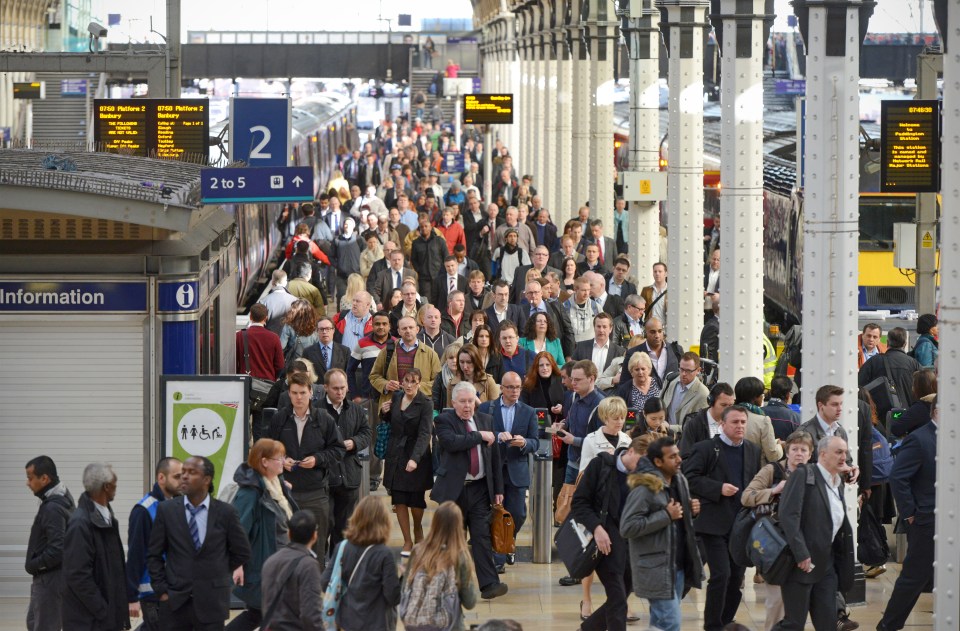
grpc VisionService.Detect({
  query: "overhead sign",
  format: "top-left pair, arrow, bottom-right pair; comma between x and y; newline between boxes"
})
93,98 -> 209,161
880,99 -> 941,193
13,82 -> 45,99
201,166 -> 314,203
229,97 -> 292,167
158,280 -> 200,312
0,281 -> 148,313
161,375 -> 249,498
463,93 -> 514,125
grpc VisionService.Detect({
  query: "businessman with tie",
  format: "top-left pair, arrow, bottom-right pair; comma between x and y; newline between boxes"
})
147,456 -> 250,631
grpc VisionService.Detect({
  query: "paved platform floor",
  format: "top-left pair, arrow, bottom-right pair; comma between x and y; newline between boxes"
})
0,492 -> 933,630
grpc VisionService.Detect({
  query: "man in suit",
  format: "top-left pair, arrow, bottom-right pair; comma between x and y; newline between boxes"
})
587,271 -> 625,319
677,382 -> 735,459
774,436 -> 856,631
521,279 -> 575,358
877,398 -> 937,631
485,280 -> 526,330
682,406 -> 761,631
510,246 -> 561,303
571,312 -> 626,372
147,456 -> 251,630
619,318 -> 682,387
302,317 -> 350,383
431,255 -> 468,311
267,373 -> 346,564
662,352 -> 710,427
343,150 -> 363,188
371,249 -> 417,308
700,295 -> 720,364
531,208 -> 559,252
431,382 -> 508,600
583,219 -> 618,272
479,372 -> 540,572
606,256 -> 638,298
364,240 -> 396,295
549,234 -> 585,270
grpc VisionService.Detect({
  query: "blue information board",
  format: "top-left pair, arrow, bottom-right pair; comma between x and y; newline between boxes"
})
443,151 -> 465,173
158,280 -> 199,312
0,281 -> 147,312
229,98 -> 292,167
201,166 -> 314,203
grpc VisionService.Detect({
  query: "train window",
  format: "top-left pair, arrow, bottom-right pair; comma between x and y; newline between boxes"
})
859,196 -> 916,249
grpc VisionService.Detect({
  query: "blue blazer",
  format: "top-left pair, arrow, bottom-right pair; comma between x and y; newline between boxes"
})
889,420 -> 937,520
479,398 -> 540,488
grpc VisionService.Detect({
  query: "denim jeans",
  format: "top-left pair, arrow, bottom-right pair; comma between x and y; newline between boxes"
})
564,462 -> 580,484
648,569 -> 684,631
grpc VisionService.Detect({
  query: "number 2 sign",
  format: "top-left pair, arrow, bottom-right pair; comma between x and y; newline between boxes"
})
229,98 -> 292,167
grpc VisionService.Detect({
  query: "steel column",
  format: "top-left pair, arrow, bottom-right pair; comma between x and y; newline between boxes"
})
543,10 -> 561,212
584,0 -> 617,231
937,2 -> 960,627
713,0 -> 771,382
531,5 -> 545,197
915,51 -> 941,315
556,9 -> 575,217
571,17 -> 593,213
658,0 -> 709,348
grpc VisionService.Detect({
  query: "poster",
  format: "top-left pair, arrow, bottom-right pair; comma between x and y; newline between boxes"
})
161,376 -> 249,498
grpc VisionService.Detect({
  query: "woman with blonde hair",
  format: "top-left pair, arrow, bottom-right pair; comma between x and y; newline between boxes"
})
447,344 -> 500,404
228,438 -> 297,630
402,501 -> 478,631
320,496 -> 401,631
616,350 -> 661,409
339,272 -> 367,311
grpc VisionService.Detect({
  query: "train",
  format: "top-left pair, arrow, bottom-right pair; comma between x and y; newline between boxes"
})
208,93 -> 359,309
613,104 -> 932,326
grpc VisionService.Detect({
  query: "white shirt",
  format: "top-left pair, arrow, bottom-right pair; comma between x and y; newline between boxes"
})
817,463 -> 845,539
649,346 -> 668,380
294,408 -> 310,443
649,283 -> 668,326
93,501 -> 112,524
183,494 -> 211,546
447,275 -> 458,293
706,409 -> 722,437
493,305 -> 508,323
463,416 -> 485,481
817,415 -> 840,438
592,340 -> 610,371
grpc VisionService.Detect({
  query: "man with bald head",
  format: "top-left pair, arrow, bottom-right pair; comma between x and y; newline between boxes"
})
333,291 -> 373,351
418,305 -> 455,357
369,315 -> 441,409
586,271 -> 625,319
511,245 -> 561,303
619,317 -> 683,386
479,371 -> 540,571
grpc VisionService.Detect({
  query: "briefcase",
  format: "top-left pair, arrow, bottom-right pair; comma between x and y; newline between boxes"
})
490,504 -> 516,554
554,516 -> 601,580
249,377 -> 274,412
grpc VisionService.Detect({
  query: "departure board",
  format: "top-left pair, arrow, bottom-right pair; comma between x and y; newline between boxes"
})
463,94 -> 514,125
94,99 -> 209,161
880,99 -> 941,193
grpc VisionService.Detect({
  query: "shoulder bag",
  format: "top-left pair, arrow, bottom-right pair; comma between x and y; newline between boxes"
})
554,470 -> 610,580
863,354 -> 903,412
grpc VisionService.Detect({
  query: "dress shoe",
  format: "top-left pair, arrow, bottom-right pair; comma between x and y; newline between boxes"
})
580,601 -> 591,621
865,565 -> 887,578
559,575 -> 582,586
506,553 -> 516,565
496,564 -> 506,574
481,582 -> 509,599
838,611 -> 859,631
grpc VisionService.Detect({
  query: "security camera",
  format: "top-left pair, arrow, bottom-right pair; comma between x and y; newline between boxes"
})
88,22 -> 107,38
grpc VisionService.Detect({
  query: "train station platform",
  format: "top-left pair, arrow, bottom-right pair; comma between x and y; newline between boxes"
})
0,493 -> 932,630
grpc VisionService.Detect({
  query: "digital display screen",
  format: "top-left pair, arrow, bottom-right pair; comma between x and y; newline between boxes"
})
880,99 -> 940,193
463,94 -> 514,125
94,99 -> 208,161
534,408 -> 550,429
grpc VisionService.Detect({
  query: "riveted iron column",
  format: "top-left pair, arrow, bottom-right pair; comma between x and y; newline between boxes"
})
543,0 -> 561,211
531,3 -> 546,196
570,3 -> 593,213
657,0 -> 709,349
583,0 -> 618,231
556,0 -> 576,216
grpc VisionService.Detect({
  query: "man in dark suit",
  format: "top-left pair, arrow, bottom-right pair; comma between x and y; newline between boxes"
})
677,382 -> 735,458
587,271 -> 625,319
582,219 -> 618,272
619,318 -> 682,387
302,317 -> 351,383
147,456 -> 251,630
431,256 -> 468,311
775,436 -> 856,631
605,256 -> 638,299
370,250 -> 417,308
485,280 -> 526,331
530,208 -> 559,252
510,245 -> 561,303
431,382 -> 507,600
549,234 -> 585,271
682,406 -> 761,631
700,295 -> 720,364
479,372 -> 540,571
571,312 -> 626,372
343,150 -> 363,188
878,400 -> 937,631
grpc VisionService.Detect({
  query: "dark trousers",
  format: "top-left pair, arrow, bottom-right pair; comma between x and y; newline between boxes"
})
774,568 -> 839,631
292,488 -> 330,567
365,399 -> 383,480
880,515 -> 935,630
581,526 -> 632,631
138,599 -> 162,631
494,481 -> 527,565
161,600 -> 224,631
700,533 -> 746,631
26,569 -> 62,631
456,480 -> 499,590
224,607 -> 261,631
328,484 -> 360,550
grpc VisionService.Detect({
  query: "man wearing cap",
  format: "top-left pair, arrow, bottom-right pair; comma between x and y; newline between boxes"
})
495,206 -> 536,255
444,180 -> 466,208
492,228 -> 531,285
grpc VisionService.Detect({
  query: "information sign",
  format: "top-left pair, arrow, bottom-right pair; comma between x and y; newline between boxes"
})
229,97 -> 291,167
201,166 -> 314,203
880,99 -> 941,193
93,99 -> 209,161
61,79 -> 87,97
463,94 -> 514,125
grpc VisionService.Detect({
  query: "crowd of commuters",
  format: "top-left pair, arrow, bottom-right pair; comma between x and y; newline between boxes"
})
23,116 -> 939,631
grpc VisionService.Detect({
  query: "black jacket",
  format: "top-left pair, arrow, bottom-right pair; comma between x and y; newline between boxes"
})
267,405 -> 346,492
682,436 -> 761,536
890,399 -> 932,438
25,481 -> 74,576
619,341 -> 682,387
147,496 -> 251,624
699,316 -> 719,364
125,484 -> 165,603
302,341 -> 351,382
858,349 -> 921,414
410,232 -> 449,282
571,450 -> 628,534
61,493 -> 129,631
431,410 -> 503,504
318,397 -> 372,489
677,409 -> 711,459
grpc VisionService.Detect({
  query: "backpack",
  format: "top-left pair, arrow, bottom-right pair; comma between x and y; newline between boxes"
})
217,482 -> 239,505
399,565 -> 461,631
870,426 -> 893,483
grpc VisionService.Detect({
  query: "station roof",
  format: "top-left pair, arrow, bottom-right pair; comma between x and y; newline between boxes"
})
0,149 -> 204,233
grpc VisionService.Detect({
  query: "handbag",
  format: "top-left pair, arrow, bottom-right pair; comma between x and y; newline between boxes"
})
322,542 -> 373,631
242,330 -> 275,412
374,420 -> 392,460
554,482 -> 610,580
490,504 -> 516,555
554,482 -> 577,524
747,516 -> 794,586
552,433 -> 563,459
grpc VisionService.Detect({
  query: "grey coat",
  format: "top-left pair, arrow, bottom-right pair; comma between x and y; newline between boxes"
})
320,541 -> 401,631
620,459 -> 703,600
260,543 -> 324,631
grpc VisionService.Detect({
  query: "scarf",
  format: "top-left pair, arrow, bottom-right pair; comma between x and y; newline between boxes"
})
264,476 -> 293,521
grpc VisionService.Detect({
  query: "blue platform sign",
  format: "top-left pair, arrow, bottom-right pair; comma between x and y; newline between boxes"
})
201,166 -> 314,203
0,281 -> 147,313
443,151 -> 465,173
229,97 -> 291,167
158,280 -> 199,312
61,79 -> 87,97
775,79 -> 806,95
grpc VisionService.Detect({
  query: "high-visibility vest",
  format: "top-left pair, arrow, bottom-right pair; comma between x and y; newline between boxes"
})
763,335 -> 777,389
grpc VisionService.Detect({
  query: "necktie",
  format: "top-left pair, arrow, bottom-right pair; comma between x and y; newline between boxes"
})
395,271 -> 402,288
598,240 -> 604,265
187,504 -> 205,551
333,214 -> 339,235
321,345 -> 330,369
463,418 -> 480,476
449,277 -> 456,293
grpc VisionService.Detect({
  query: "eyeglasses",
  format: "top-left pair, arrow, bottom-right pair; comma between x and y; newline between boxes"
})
318,326 -> 334,332
502,385 -> 521,390
678,367 -> 699,374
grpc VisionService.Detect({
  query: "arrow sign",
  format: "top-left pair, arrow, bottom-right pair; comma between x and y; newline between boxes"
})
201,166 -> 314,203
